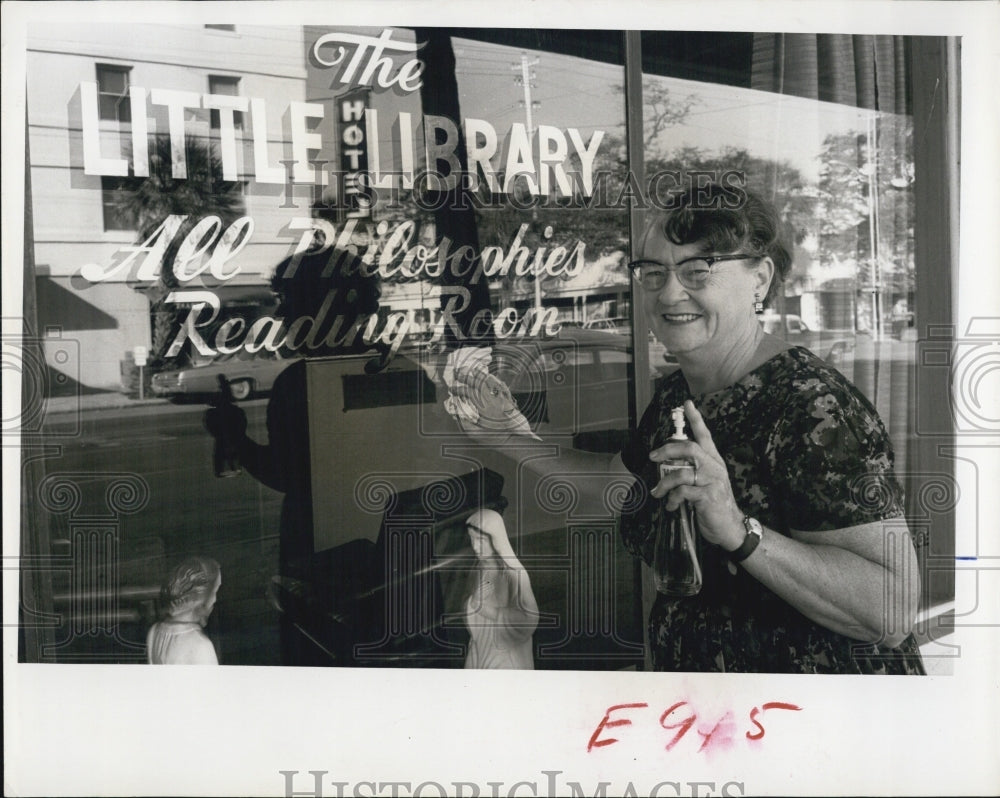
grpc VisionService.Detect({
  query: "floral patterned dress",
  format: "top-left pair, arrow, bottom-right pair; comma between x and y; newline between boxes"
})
619,346 -> 925,674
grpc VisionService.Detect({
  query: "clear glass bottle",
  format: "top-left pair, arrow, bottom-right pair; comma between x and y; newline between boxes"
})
652,407 -> 703,597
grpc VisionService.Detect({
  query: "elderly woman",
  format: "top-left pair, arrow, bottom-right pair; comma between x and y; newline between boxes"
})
453,184 -> 924,675
464,509 -> 539,669
147,556 -> 221,665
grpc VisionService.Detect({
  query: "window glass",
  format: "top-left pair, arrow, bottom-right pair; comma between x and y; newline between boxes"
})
19,23 -> 949,670
23,24 -> 643,668
96,64 -> 131,123
100,176 -> 134,231
302,29 -> 632,365
639,36 -> 915,464
208,75 -> 242,129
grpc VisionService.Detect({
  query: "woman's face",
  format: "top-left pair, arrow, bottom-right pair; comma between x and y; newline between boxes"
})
639,232 -> 769,361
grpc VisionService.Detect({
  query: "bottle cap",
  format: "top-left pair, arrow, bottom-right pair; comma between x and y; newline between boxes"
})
670,406 -> 688,440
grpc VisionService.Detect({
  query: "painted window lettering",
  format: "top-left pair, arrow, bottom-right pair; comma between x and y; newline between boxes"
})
79,81 -> 605,199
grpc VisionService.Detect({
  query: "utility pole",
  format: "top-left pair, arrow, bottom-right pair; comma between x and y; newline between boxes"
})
514,52 -> 542,310
517,53 -> 540,152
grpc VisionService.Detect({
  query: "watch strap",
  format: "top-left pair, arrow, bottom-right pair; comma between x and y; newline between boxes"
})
729,516 -> 762,563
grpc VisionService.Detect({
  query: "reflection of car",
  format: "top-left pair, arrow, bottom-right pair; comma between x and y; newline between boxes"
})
151,352 -> 300,401
272,332 -> 644,669
559,317 -> 630,335
583,317 -> 631,334
490,327 -> 633,439
761,313 -> 854,365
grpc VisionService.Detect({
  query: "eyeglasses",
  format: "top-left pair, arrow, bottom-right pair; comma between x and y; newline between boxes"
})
629,254 -> 756,291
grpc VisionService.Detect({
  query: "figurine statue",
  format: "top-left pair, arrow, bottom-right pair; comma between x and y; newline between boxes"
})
464,509 -> 539,669
147,556 -> 221,665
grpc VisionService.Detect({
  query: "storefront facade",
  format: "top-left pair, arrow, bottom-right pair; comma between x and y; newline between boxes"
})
16,24 -> 958,669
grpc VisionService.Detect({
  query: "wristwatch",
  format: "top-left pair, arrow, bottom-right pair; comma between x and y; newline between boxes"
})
728,516 -> 763,563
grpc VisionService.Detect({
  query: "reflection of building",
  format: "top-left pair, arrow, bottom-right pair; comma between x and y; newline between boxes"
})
535,252 -> 631,324
26,24 -> 309,389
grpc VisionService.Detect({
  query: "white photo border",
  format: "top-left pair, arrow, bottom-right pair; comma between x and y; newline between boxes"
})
3,2 -> 999,796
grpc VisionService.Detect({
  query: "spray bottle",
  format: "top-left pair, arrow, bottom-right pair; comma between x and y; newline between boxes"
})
652,406 -> 703,596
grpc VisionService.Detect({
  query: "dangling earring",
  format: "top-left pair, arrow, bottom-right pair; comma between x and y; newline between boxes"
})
754,293 -> 764,314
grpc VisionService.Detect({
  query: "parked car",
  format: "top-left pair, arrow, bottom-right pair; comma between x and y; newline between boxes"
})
150,352 -> 300,401
761,312 -> 855,365
491,326 -> 633,437
585,317 -> 631,335
559,317 -> 631,335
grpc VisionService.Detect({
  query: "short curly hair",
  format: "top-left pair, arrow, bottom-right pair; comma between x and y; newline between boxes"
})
160,556 -> 221,620
643,183 -> 793,307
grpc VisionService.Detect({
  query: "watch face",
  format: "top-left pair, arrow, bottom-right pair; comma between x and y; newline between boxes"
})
744,517 -> 763,538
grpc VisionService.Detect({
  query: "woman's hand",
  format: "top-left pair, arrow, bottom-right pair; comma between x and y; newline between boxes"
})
648,399 -> 745,552
444,349 -> 538,441
648,406 -> 919,647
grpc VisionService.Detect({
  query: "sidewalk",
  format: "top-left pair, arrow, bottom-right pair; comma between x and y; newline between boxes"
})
32,389 -> 218,423
41,390 -> 172,416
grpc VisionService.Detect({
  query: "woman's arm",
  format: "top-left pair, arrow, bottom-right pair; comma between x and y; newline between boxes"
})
653,400 -> 920,648
450,358 -> 631,482
458,419 -> 630,480
733,517 -> 919,648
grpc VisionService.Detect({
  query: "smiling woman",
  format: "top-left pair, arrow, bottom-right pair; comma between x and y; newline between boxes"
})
458,183 -> 926,674
631,188 -> 792,392
17,20 -> 952,681
620,186 -> 924,672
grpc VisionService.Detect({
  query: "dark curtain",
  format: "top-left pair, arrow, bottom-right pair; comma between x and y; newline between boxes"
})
750,34 -> 910,115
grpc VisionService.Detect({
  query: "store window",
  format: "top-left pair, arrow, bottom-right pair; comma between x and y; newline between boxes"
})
20,24 -> 957,668
95,63 -> 131,123
449,31 -> 630,348
634,32 -> 952,615
637,35 -> 915,395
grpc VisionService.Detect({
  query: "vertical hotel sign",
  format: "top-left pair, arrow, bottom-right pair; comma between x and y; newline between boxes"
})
338,87 -> 373,221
